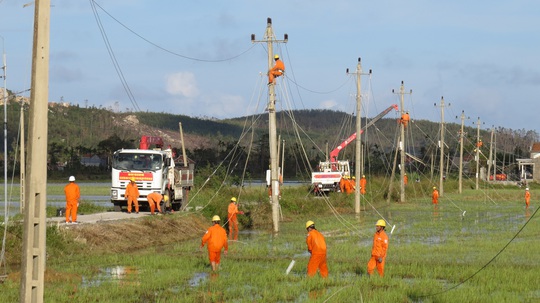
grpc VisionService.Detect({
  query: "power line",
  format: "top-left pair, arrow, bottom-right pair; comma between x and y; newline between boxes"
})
89,0 -> 141,112
90,0 -> 256,63
417,205 -> 539,299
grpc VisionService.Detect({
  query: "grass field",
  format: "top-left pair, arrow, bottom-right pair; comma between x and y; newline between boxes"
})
0,182 -> 538,302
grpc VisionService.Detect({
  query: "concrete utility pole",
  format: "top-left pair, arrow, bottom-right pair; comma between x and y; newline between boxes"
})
20,104 -> 25,213
251,18 -> 287,233
20,0 -> 50,302
435,97 -> 448,197
1,37 -> 7,223
346,58 -> 370,213
392,81 -> 411,203
458,111 -> 468,194
475,117 -> 481,190
487,126 -> 494,182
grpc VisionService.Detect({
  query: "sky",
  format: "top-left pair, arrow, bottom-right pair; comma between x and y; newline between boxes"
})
1,0 -> 540,135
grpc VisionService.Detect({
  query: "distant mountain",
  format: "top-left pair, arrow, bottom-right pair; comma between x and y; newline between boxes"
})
3,91 -> 538,172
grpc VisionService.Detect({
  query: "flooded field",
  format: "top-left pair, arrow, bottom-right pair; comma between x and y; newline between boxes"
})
1,187 -> 538,302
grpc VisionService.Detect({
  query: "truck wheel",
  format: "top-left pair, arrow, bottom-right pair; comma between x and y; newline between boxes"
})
113,202 -> 122,212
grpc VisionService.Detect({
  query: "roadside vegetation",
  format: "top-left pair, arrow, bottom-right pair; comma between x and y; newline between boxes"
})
0,179 -> 538,302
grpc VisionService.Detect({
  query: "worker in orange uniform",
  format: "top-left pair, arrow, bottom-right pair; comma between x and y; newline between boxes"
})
227,197 -> 244,240
404,173 -> 408,186
200,215 -> 229,272
339,175 -> 347,193
268,54 -> 285,85
432,186 -> 439,205
367,219 -> 389,277
305,220 -> 328,278
360,175 -> 367,195
400,112 -> 410,127
344,176 -> 354,195
147,192 -> 166,215
476,139 -> 483,148
125,178 -> 140,214
525,187 -> 531,208
64,176 -> 80,224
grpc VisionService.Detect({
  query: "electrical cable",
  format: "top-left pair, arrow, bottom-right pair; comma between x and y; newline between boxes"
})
90,0 -> 256,63
417,205 -> 539,298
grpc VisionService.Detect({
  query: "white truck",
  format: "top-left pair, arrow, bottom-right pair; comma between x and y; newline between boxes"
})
110,136 -> 194,212
311,104 -> 398,193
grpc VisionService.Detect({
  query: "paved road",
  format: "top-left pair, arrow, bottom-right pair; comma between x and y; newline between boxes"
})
48,211 -> 160,225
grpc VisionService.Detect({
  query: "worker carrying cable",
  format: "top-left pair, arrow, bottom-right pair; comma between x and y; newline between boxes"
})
400,112 -> 410,127
432,186 -> 439,205
200,215 -> 229,272
305,220 -> 328,278
367,219 -> 389,277
268,54 -> 285,85
227,197 -> 244,240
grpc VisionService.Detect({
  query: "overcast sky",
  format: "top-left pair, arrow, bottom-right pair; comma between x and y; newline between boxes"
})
1,0 -> 539,134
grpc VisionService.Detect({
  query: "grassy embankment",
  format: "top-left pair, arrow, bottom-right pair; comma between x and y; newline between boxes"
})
0,179 -> 538,302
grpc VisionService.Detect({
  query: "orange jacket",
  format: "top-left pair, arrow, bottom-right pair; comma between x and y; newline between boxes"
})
125,182 -> 140,199
271,59 -> 285,73
371,230 -> 388,259
404,175 -> 408,185
201,224 -> 228,252
64,182 -> 80,203
525,191 -> 531,202
432,189 -> 439,203
360,177 -> 367,189
228,202 -> 239,220
306,229 -> 327,255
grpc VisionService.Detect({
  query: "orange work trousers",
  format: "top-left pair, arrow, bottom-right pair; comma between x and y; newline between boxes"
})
148,198 -> 162,214
367,256 -> 386,277
65,200 -> 78,222
208,250 -> 222,264
228,217 -> 239,240
268,70 -> 283,84
127,197 -> 139,213
307,254 -> 328,278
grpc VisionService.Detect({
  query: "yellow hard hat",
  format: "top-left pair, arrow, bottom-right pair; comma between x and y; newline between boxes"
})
163,194 -> 169,202
433,187 -> 437,190
212,215 -> 221,222
274,54 -> 280,59
130,178 -> 136,182
376,219 -> 386,227
231,197 -> 237,202
352,176 -> 356,179
362,175 -> 365,178
305,220 -> 315,229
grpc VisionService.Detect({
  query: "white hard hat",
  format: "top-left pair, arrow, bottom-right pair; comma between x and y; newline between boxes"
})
69,176 -> 75,182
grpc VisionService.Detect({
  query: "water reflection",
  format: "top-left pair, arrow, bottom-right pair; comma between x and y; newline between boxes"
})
81,266 -> 139,288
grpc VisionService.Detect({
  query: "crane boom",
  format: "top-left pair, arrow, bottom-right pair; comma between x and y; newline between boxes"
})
329,104 -> 398,162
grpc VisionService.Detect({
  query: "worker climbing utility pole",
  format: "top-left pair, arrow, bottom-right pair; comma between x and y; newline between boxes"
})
251,18 -> 287,232
392,81 -> 411,203
475,117 -> 481,190
347,58 -> 370,213
435,97 -> 448,197
20,0 -> 50,302
458,111 -> 468,194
